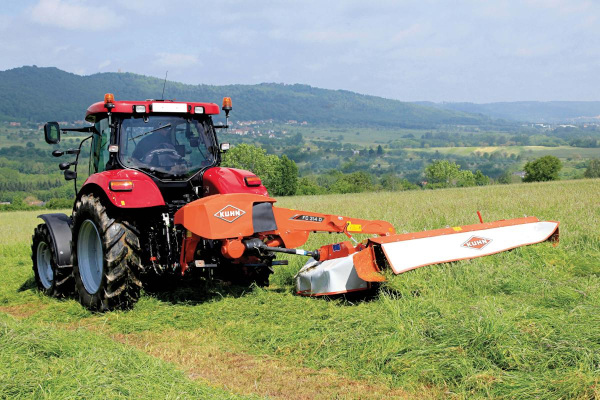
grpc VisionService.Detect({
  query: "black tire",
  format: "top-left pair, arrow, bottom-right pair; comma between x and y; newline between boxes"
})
31,223 -> 73,296
71,194 -> 143,311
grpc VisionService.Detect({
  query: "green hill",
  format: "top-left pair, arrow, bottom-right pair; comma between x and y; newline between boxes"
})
0,66 -> 495,128
420,100 -> 600,123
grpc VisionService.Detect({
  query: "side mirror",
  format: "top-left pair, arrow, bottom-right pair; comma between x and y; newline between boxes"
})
64,170 -> 77,181
44,122 -> 61,144
220,143 -> 230,152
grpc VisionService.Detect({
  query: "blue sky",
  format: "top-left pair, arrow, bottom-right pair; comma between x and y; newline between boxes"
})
0,0 -> 598,102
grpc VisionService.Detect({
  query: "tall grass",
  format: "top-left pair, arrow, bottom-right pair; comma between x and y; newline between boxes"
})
0,314 -> 253,399
1,179 -> 599,398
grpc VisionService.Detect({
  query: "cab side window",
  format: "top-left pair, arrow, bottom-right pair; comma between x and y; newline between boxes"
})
90,118 -> 110,174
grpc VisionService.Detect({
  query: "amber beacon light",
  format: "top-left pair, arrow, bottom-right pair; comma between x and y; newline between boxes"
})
104,93 -> 115,104
222,97 -> 232,111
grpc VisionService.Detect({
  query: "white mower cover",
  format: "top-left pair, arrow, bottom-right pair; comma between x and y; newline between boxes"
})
296,256 -> 370,296
296,219 -> 559,296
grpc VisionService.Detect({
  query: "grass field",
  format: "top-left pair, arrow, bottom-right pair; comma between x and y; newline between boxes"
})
1,179 -> 599,399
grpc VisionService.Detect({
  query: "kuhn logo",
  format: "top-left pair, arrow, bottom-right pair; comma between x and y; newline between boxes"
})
461,235 -> 492,250
214,205 -> 246,223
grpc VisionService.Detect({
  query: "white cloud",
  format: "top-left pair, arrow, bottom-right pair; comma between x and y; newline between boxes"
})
153,53 -> 201,68
30,0 -> 124,31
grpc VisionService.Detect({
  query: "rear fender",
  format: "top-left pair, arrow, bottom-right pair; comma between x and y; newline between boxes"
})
38,213 -> 72,267
81,170 -> 165,209
202,167 -> 269,196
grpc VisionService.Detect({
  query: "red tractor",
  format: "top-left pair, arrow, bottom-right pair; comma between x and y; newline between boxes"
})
31,94 -> 396,311
32,94 -> 560,311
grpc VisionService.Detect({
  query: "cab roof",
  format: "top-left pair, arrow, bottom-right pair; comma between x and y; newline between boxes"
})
85,99 -> 220,123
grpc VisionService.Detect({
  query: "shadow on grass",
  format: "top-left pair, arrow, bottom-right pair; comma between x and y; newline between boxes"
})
18,276 -> 36,292
144,275 -> 264,306
146,276 -> 383,307
317,286 -> 383,306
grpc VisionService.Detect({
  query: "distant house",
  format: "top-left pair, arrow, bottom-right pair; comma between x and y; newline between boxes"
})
513,171 -> 526,178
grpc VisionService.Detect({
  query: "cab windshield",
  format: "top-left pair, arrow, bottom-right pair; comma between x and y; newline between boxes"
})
119,115 -> 216,180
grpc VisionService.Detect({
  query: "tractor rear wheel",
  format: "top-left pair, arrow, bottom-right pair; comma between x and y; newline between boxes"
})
72,194 -> 143,311
31,223 -> 73,296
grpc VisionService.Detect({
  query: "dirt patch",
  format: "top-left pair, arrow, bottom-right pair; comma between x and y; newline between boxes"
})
112,329 -> 434,400
0,303 -> 48,318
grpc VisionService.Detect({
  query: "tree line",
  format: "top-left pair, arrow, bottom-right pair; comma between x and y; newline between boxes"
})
222,144 -> 596,197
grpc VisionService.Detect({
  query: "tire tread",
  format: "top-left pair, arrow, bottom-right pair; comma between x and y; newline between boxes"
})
72,194 -> 143,311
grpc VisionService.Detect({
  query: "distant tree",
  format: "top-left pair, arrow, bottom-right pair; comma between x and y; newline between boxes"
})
424,160 -> 489,188
376,145 -> 383,156
523,156 -> 562,182
425,160 -> 461,187
456,170 -> 476,187
296,177 -> 325,195
474,170 -> 491,186
272,155 -> 298,196
497,171 -> 512,184
222,144 -> 277,181
380,174 -> 418,191
584,159 -> 600,178
45,198 -> 74,209
331,171 -> 374,194
222,143 -> 298,195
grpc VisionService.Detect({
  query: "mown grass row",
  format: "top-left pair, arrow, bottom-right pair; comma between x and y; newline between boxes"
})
1,179 -> 599,398
0,313 -> 255,399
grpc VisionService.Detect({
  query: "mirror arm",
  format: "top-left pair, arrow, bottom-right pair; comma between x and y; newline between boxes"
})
60,126 -> 95,133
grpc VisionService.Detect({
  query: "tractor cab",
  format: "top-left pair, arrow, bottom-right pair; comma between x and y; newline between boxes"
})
83,95 -> 227,181
43,94 -> 245,205
117,114 -> 216,180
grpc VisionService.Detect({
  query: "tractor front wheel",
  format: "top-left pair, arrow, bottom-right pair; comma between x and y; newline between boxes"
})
72,194 -> 143,311
31,223 -> 73,296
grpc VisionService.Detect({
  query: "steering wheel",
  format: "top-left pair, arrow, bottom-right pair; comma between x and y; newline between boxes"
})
142,143 -> 188,168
